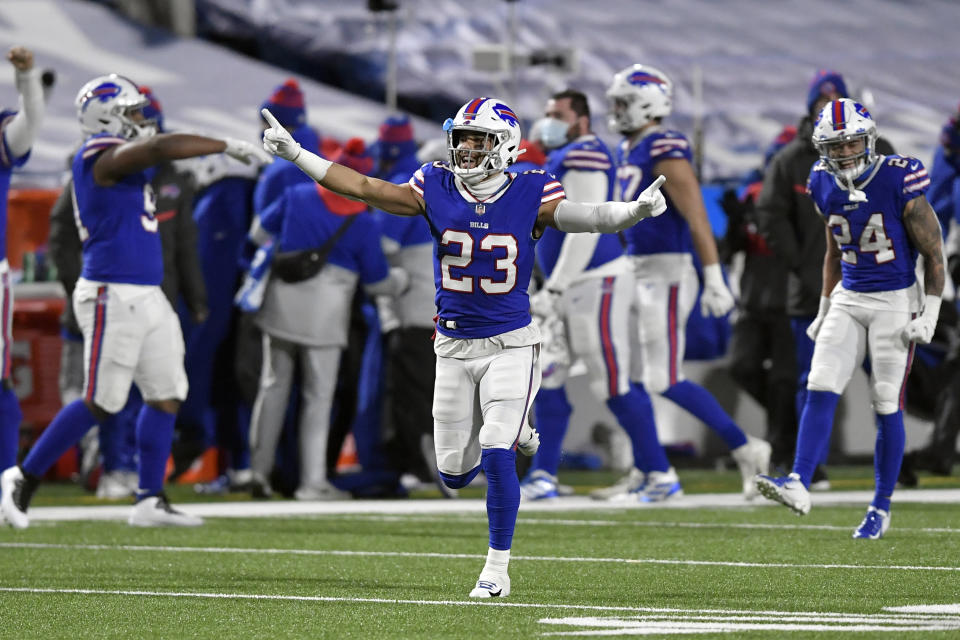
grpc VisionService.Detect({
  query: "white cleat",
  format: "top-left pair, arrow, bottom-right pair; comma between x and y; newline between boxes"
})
516,421 -> 540,456
590,467 -> 645,501
755,472 -> 811,516
469,572 -> 510,598
128,494 -> 204,527
1,466 -> 35,529
852,506 -> 891,540
732,436 -> 772,500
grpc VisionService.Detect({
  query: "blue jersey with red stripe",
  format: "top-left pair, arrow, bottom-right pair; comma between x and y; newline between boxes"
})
537,135 -> 623,276
0,109 -> 31,262
72,133 -> 163,285
615,128 -> 694,255
807,154 -> 929,293
408,161 -> 563,338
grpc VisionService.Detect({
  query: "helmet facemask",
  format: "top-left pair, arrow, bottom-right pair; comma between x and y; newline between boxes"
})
446,124 -> 512,185
815,131 -> 876,182
606,64 -> 673,134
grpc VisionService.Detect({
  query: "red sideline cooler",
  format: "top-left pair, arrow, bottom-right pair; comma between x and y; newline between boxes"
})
11,282 -> 69,478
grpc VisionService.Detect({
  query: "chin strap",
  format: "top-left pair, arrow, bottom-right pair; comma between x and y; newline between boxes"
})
841,173 -> 868,202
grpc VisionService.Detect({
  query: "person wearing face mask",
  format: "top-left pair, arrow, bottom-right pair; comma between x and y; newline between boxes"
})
520,89 -> 676,504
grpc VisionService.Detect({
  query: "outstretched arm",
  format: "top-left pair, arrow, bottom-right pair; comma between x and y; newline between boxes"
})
536,174 -> 666,235
261,108 -> 423,217
94,134 -> 265,186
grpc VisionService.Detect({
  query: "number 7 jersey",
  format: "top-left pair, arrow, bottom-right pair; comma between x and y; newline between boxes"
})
408,161 -> 564,339
807,154 -> 930,293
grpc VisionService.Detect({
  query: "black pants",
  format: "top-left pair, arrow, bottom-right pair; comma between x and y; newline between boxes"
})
382,327 -> 436,481
729,309 -> 798,467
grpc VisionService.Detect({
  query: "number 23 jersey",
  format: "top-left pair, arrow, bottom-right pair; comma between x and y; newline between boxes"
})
409,162 -> 564,339
807,154 -> 930,293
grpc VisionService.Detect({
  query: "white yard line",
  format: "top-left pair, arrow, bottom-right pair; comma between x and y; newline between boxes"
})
1,541 -> 958,572
18,488 -> 960,523
1,586 -> 958,634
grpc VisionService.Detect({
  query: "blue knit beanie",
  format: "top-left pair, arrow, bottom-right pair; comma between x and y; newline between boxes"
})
806,70 -> 848,115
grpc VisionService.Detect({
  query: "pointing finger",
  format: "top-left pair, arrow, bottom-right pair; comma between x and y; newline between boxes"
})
261,108 -> 282,130
641,174 -> 666,197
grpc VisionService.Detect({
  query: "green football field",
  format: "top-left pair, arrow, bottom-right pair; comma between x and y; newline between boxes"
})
2,468 -> 959,639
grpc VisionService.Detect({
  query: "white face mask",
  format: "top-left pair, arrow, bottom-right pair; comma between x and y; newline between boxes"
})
539,117 -> 571,150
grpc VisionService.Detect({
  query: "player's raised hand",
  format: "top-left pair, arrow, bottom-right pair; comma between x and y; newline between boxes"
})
630,174 -> 667,220
261,108 -> 302,161
223,138 -> 272,165
7,46 -> 33,72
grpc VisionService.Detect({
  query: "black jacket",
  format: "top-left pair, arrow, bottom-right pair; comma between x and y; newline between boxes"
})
755,115 -> 895,316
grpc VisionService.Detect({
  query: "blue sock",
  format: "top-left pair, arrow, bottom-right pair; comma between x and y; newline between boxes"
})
482,447 -> 520,551
21,399 -> 97,477
611,385 -> 668,472
873,411 -> 904,513
136,405 -> 176,499
530,388 -> 571,476
0,386 -> 22,470
792,390 -> 840,487
439,465 -> 482,489
662,380 -> 747,450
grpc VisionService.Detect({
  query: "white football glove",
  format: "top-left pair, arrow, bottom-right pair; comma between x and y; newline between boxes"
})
806,296 -> 831,341
223,138 -> 273,165
261,107 -> 302,161
631,174 -> 668,220
902,294 -> 942,345
700,263 -> 735,317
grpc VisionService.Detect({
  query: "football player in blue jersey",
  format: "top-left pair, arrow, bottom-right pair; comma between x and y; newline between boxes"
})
0,46 -> 44,505
520,89 -> 678,503
605,64 -> 772,498
0,73 -> 267,529
756,99 -> 945,539
261,97 -> 666,598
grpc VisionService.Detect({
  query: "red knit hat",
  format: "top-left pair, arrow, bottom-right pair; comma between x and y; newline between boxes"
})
260,78 -> 306,128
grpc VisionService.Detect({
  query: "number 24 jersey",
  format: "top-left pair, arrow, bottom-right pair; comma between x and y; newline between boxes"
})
807,154 -> 930,293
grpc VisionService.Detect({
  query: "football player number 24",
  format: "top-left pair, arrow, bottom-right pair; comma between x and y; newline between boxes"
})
441,230 -> 517,293
828,213 -> 895,264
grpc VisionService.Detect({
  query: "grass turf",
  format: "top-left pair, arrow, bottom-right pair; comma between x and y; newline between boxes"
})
1,466 -> 959,638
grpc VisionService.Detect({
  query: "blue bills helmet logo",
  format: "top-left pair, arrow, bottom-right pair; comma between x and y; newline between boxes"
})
493,103 -> 519,127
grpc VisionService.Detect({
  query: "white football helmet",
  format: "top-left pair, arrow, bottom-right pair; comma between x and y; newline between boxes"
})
444,97 -> 521,184
812,98 -> 878,181
606,64 -> 673,134
75,74 -> 154,140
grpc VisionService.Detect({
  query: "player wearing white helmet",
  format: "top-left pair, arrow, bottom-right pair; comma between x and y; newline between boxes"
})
605,64 -> 771,501
1,74 -> 268,530
261,95 -> 666,598
757,99 -> 944,539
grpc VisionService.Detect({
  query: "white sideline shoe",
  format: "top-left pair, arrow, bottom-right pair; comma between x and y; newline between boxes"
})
732,436 -> 772,500
128,494 -> 203,527
641,467 -> 683,503
590,467 -> 645,501
519,470 -> 559,501
469,572 -> 510,598
294,481 -> 350,501
96,470 -> 138,499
